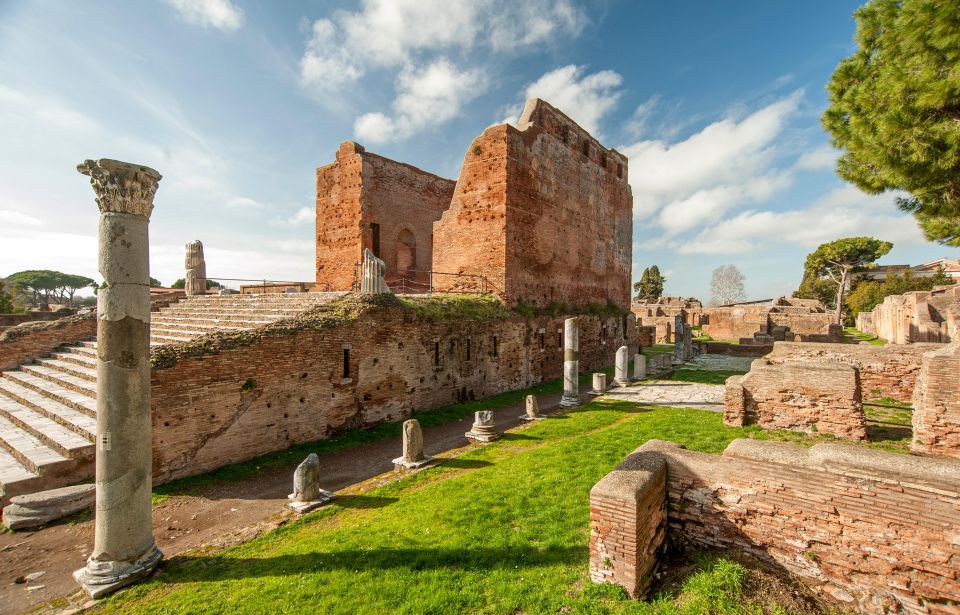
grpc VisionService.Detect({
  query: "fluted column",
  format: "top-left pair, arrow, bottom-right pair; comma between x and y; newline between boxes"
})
74,159 -> 163,598
560,318 -> 580,407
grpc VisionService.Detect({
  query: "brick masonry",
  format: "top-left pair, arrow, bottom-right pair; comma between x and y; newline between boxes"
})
432,99 -> 632,309
0,311 -> 97,371
150,302 -> 636,483
315,141 -> 456,291
765,341 -> 939,402
912,343 -> 960,458
859,285 -> 959,344
590,438 -> 960,614
724,360 -> 866,440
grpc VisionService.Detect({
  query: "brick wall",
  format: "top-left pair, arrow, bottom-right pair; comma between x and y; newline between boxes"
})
588,451 -> 666,597
0,310 -> 76,334
0,311 -> 97,371
590,438 -> 960,613
315,141 -> 455,291
701,306 -> 834,341
150,301 -> 636,483
724,360 -> 866,440
766,341 -> 938,402
433,99 -> 633,309
912,343 -> 960,458
866,286 -> 959,344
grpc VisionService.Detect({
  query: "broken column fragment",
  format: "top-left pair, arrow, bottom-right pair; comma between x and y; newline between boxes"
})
591,372 -> 607,395
465,410 -> 500,443
393,419 -> 435,470
288,453 -> 335,513
521,394 -> 543,420
184,240 -> 206,296
560,318 -> 581,407
360,248 -> 391,294
634,353 -> 646,380
614,345 -> 630,387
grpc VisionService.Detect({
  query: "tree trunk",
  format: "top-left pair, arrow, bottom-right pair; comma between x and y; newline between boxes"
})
834,268 -> 848,325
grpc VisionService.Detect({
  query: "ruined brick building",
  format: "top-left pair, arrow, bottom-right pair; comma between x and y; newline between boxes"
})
316,99 -> 633,309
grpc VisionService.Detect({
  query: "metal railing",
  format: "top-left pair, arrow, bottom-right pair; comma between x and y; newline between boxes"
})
351,264 -> 493,296
204,277 -> 327,294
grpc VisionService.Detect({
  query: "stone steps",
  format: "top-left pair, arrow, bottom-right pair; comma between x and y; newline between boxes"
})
0,292 -> 342,503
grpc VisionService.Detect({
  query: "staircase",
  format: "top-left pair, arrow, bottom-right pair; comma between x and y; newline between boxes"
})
0,292 -> 344,503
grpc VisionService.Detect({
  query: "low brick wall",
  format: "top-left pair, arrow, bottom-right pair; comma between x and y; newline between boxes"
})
703,341 -> 771,357
589,438 -> 960,613
0,310 -> 76,333
0,311 -> 97,371
912,343 -> 960,458
150,301 -> 636,483
724,360 -> 866,440
766,341 -> 939,402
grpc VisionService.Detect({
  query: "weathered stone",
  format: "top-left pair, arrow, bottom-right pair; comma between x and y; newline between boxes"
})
911,342 -> 960,458
590,372 -> 607,396
74,158 -> 163,599
614,345 -> 630,386
288,453 -> 334,513
682,325 -> 693,361
183,240 -> 206,296
393,419 -> 435,470
673,315 -> 685,364
359,248 -> 391,295
465,410 -> 500,443
521,394 -> 543,420
560,318 -> 580,407
3,484 -> 95,530
633,353 -> 646,380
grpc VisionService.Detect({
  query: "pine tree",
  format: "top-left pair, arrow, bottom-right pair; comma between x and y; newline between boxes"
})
633,266 -> 665,301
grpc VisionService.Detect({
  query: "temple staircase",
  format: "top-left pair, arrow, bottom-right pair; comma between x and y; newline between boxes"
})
0,292 -> 344,504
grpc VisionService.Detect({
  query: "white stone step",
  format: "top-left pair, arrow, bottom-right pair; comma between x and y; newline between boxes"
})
150,333 -> 195,344
0,379 -> 96,437
69,346 -> 98,359
0,396 -> 93,458
51,350 -> 97,369
0,414 -> 68,474
20,364 -> 97,397
2,371 -> 97,416
79,341 -> 97,349
35,358 -> 97,382
0,446 -> 38,494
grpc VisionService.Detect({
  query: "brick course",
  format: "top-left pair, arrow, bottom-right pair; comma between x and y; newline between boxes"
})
150,302 -> 636,483
912,343 -> 960,458
766,341 -> 938,402
590,438 -> 960,614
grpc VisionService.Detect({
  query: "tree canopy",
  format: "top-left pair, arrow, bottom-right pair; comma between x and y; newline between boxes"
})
0,278 -> 23,313
709,265 -> 746,306
823,0 -> 960,246
6,270 -> 95,307
846,265 -> 955,317
802,237 -> 893,323
633,266 -> 665,301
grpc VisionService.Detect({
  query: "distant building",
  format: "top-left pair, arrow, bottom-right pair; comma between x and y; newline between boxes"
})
855,258 -> 960,283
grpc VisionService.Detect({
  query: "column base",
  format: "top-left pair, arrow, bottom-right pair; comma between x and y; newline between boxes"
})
74,544 -> 163,599
519,414 -> 544,421
613,378 -> 631,387
559,394 -> 581,408
392,456 -> 436,471
465,431 -> 500,443
288,491 -> 335,514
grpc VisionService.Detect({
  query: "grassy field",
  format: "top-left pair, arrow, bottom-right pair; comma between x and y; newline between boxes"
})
102,395 -> 842,614
842,327 -> 885,345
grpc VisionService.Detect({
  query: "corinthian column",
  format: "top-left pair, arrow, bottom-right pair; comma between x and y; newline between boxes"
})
73,159 -> 163,598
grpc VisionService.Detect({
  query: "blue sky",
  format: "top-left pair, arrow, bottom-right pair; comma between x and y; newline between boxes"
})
0,0 -> 955,299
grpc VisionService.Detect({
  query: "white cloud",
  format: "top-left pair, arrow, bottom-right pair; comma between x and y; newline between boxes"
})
354,59 -> 486,143
795,145 -> 839,171
623,95 -> 660,140
512,65 -> 623,136
623,91 -> 803,218
165,0 -> 244,32
226,196 -> 266,210
299,0 -> 585,93
676,187 -> 925,255
270,206 -> 314,227
0,209 -> 44,228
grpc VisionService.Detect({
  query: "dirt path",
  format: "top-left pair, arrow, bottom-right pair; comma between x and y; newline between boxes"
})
0,388 -> 582,614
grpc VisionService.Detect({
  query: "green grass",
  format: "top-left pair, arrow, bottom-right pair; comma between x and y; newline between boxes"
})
643,344 -> 676,356
842,327 -> 885,346
398,295 -> 511,322
108,397 -> 825,614
667,369 -> 745,385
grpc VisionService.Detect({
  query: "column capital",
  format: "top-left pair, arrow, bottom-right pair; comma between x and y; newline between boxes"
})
78,159 -> 162,218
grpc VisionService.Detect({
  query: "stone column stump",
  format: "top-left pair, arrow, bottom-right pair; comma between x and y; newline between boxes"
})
634,354 -> 646,380
393,419 -> 435,470
614,345 -> 630,387
288,453 -> 335,513
465,410 -> 500,443
590,373 -> 607,395
520,394 -> 544,421
560,318 -> 581,407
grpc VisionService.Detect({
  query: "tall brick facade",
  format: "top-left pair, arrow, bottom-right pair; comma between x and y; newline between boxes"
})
433,99 -> 632,308
857,285 -> 960,344
315,141 -> 456,291
912,343 -> 960,458
314,99 -> 634,308
590,439 -> 960,613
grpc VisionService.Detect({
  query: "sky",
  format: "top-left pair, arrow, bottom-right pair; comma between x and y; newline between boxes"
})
0,0 -> 956,299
